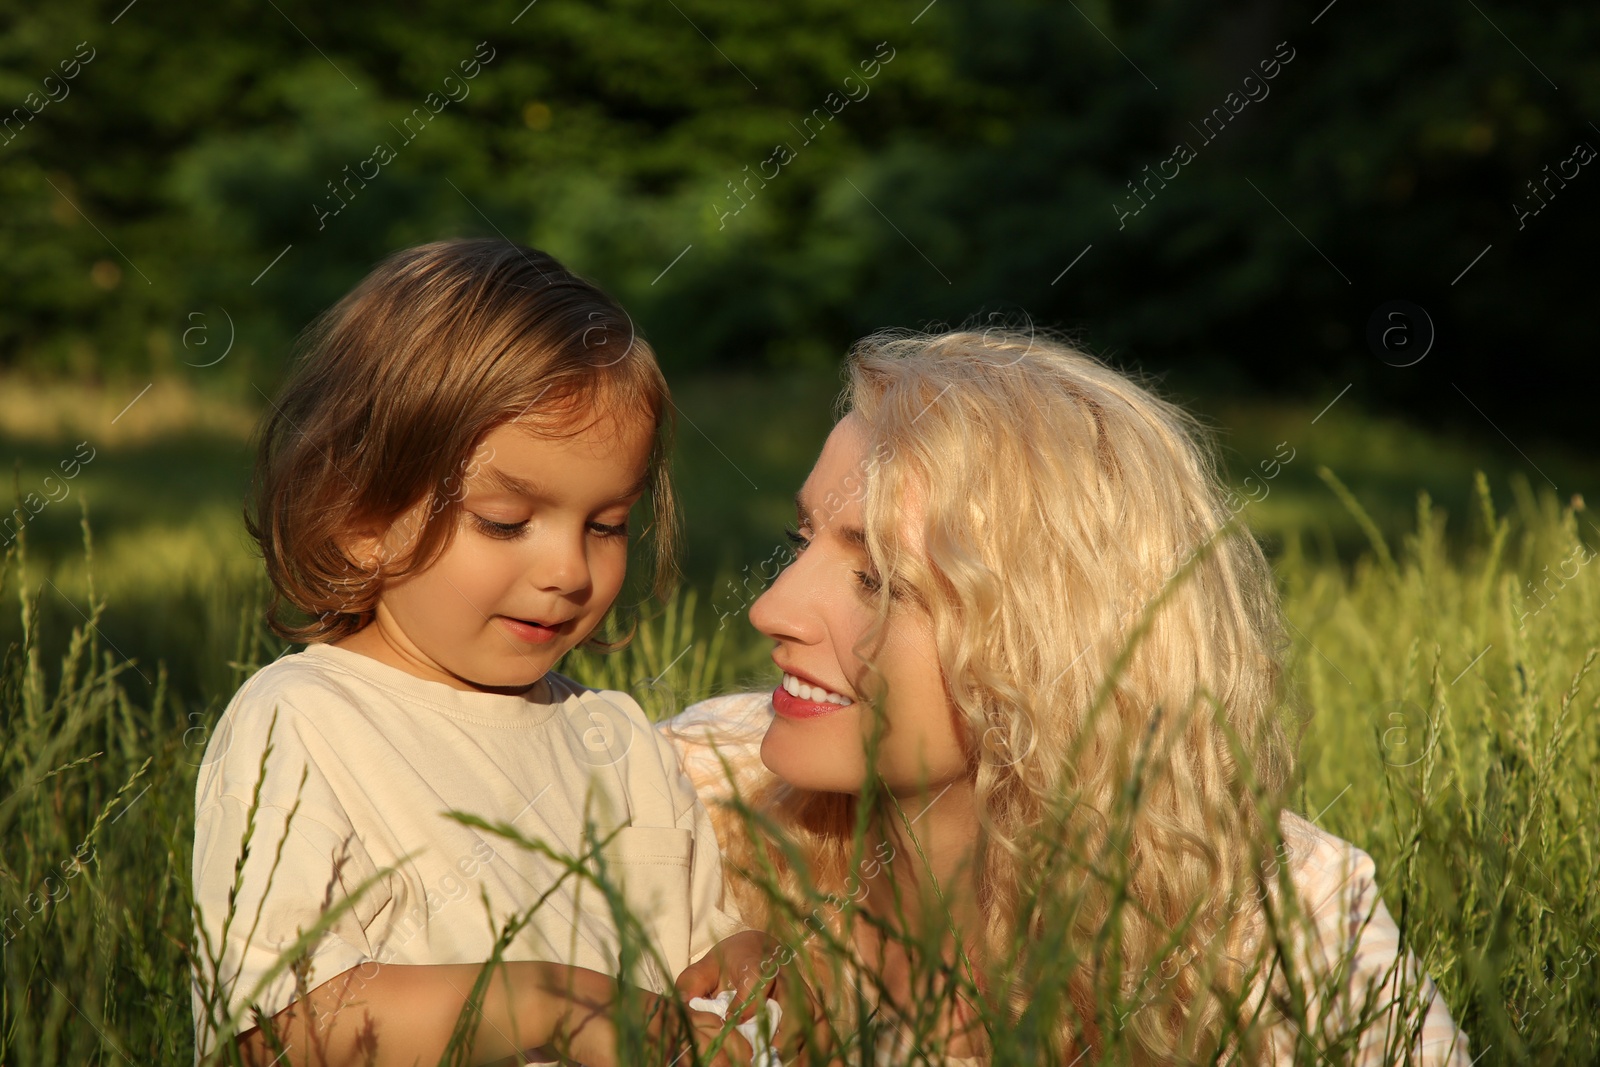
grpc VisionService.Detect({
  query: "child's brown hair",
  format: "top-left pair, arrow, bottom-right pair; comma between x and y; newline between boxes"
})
247,237 -> 678,644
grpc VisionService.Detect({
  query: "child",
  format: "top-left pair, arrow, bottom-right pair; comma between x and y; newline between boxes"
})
191,238 -> 758,1066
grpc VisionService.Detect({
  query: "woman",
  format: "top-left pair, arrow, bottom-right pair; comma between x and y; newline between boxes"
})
665,328 -> 1473,1065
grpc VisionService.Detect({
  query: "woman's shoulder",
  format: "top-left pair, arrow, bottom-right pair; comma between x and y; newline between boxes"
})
1275,809 -> 1381,915
1275,810 -> 1455,997
658,690 -> 773,758
1277,808 -> 1374,871
656,691 -> 774,798
662,690 -> 775,735
1269,810 -> 1474,1063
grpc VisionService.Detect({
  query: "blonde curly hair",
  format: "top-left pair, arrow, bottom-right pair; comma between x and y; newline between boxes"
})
714,326 -> 1309,1064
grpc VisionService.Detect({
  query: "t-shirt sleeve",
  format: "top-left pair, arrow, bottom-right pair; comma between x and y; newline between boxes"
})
660,731 -> 751,964
1287,840 -> 1473,1065
190,703 -> 392,1055
658,692 -> 777,955
640,695 -> 770,964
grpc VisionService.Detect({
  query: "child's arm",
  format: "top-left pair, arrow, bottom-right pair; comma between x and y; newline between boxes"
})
235,960 -> 752,1067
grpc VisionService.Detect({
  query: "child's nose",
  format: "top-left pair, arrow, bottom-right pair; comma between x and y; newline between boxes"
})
529,529 -> 590,594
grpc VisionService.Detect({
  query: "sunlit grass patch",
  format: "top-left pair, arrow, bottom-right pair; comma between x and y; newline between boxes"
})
1,474 -> 1596,1062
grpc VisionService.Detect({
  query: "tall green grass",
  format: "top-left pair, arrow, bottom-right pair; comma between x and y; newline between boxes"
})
1281,472 -> 1599,1064
1,474 -> 1596,1063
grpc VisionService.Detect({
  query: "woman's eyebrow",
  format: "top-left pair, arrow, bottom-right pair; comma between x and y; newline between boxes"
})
794,491 -> 868,548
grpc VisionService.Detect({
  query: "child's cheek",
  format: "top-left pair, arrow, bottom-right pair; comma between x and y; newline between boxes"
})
594,542 -> 631,599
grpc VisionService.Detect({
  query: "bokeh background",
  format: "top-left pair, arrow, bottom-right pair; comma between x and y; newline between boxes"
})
5,0 -> 1598,705
6,7 -> 1599,583
3,1 -> 1599,1061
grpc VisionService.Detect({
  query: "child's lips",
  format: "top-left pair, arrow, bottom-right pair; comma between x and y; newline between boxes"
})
498,616 -> 564,644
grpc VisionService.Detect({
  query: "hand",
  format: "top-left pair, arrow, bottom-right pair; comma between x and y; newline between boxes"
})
677,930 -> 780,1019
676,930 -> 831,1062
646,990 -> 757,1067
544,965 -> 755,1067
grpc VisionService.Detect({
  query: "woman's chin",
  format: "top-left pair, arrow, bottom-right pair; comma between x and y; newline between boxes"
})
760,723 -> 865,793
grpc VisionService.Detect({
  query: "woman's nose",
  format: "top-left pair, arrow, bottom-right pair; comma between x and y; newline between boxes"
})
749,549 -> 816,644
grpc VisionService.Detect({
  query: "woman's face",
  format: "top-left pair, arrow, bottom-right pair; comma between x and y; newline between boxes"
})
749,414 -> 971,796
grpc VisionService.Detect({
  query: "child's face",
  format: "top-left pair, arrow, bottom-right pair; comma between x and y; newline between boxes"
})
344,410 -> 653,693
749,414 -> 971,796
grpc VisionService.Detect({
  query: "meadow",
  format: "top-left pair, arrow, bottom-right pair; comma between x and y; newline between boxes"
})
1,370 -> 1598,1064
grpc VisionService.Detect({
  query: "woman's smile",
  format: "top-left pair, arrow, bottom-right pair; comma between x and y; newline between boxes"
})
772,667 -> 855,719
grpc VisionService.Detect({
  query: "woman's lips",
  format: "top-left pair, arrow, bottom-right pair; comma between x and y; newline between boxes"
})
771,671 -> 854,720
497,617 -> 561,644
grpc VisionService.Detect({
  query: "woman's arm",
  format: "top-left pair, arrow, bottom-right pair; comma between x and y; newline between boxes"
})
234,960 -> 750,1067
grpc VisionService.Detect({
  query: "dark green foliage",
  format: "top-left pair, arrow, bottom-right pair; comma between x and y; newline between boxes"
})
1,1 -> 1596,442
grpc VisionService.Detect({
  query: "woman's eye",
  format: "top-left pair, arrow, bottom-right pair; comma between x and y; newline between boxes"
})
471,514 -> 528,539
854,570 -> 883,594
784,526 -> 811,552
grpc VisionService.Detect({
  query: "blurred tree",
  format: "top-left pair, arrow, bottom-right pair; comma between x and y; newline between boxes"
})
0,0 -> 1594,442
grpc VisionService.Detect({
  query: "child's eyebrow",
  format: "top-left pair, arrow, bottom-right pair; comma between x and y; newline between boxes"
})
478,466 -> 650,501
481,467 -> 539,498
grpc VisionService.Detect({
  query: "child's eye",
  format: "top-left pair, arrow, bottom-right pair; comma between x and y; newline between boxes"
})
589,521 -> 629,540
471,514 -> 528,539
784,526 -> 810,552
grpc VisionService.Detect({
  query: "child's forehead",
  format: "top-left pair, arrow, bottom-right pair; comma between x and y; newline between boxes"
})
498,392 -> 654,439
468,412 -> 654,492
494,404 -> 655,450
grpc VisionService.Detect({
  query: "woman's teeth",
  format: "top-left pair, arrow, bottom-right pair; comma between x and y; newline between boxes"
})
781,672 -> 852,705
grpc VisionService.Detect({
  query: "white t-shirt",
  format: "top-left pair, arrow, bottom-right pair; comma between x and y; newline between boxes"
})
191,643 -> 742,1058
660,692 -> 1474,1066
